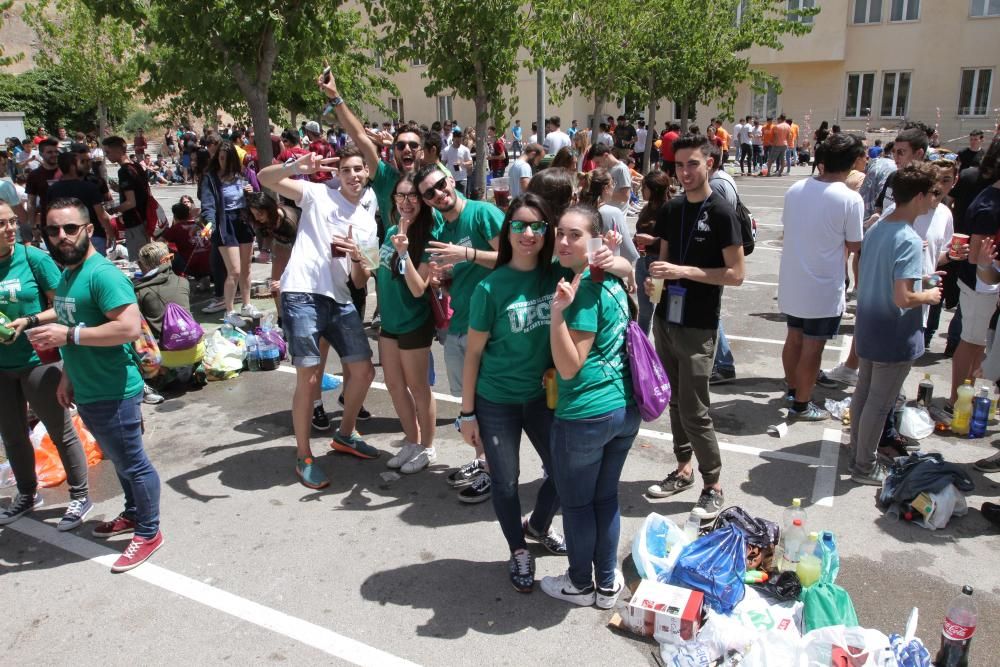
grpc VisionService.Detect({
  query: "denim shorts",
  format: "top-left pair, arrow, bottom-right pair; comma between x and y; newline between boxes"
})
785,313 -> 842,340
281,292 -> 372,367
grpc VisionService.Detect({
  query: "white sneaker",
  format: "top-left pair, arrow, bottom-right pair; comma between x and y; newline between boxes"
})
595,569 -> 625,609
825,363 -> 859,387
142,383 -> 164,405
201,298 -> 226,314
386,443 -> 421,470
541,572 -> 596,606
241,303 -> 262,318
401,447 -> 436,474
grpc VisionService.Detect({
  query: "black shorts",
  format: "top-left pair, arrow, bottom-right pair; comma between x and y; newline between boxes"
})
785,314 -> 842,340
380,316 -> 435,350
214,209 -> 255,247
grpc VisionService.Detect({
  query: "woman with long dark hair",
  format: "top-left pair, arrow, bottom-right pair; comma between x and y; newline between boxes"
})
579,168 -> 640,267
380,173 -> 437,474
633,171 -> 672,332
200,141 -> 257,317
812,121 -> 830,175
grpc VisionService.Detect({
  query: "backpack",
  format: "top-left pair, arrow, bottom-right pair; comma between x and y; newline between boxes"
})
716,178 -> 756,255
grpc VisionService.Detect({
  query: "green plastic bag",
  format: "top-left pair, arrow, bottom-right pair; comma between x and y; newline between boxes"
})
800,532 -> 858,632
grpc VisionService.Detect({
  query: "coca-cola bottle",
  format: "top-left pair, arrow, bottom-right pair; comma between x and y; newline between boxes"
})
934,585 -> 977,667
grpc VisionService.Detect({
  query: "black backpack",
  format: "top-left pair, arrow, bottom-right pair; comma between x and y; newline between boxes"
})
717,178 -> 756,255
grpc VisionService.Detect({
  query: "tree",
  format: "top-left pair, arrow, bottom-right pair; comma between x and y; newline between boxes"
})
365,0 -> 528,198
0,65 -> 113,134
85,0 -> 395,168
25,0 -> 142,138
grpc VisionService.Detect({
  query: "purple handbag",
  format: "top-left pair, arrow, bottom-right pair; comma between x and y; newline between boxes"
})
161,302 -> 205,351
625,320 -> 671,421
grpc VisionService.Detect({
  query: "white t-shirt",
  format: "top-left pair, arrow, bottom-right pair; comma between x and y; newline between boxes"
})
778,178 -> 864,318
508,158 -> 532,199
596,132 -> 614,148
750,125 -> 763,146
528,133 -> 538,144
544,130 -> 571,155
441,144 -> 472,182
912,203 -> 953,324
736,123 -> 751,145
635,128 -> 648,152
281,183 -> 378,305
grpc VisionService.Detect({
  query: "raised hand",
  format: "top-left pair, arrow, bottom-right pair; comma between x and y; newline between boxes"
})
552,272 -> 583,313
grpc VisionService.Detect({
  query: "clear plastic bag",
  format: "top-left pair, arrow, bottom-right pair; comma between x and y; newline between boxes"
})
631,512 -> 691,581
899,406 -> 934,440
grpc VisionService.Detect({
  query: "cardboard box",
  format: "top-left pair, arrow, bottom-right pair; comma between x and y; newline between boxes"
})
624,580 -> 704,643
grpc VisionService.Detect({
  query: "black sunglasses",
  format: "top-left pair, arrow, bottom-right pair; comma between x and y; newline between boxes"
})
45,223 -> 86,237
395,141 -> 420,151
420,176 -> 449,200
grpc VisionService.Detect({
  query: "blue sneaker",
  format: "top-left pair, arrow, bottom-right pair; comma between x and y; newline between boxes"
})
296,457 -> 329,489
330,432 -> 380,460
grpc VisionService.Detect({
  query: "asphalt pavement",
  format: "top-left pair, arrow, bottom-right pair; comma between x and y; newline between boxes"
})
2,170 -> 999,666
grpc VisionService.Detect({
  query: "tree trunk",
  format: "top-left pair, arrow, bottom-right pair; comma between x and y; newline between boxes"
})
97,101 -> 108,139
473,94 -> 488,201
247,90 -> 274,167
590,92 -> 605,148
290,110 -> 299,130
679,99 -> 692,134
645,90 -> 656,174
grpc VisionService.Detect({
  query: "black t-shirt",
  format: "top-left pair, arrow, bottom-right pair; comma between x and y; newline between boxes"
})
653,193 -> 741,330
25,166 -> 59,218
951,167 -> 988,235
875,171 -> 896,212
613,124 -> 637,149
47,178 -> 105,238
957,147 -> 983,172
117,163 -> 150,229
958,185 -> 1000,290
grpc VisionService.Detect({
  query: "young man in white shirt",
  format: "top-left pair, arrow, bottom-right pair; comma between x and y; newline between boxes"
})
543,115 -> 572,156
778,133 -> 865,420
258,146 -> 379,489
441,129 -> 473,194
508,143 -> 544,199
634,120 -> 649,171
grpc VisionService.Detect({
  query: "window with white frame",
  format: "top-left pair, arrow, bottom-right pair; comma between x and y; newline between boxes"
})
890,0 -> 919,21
752,86 -> 779,119
958,68 -> 993,116
787,0 -> 815,23
853,0 -> 883,23
970,0 -> 1000,17
845,73 -> 876,118
411,57 -> 426,67
437,96 -> 453,122
374,51 -> 384,70
880,71 -> 911,118
389,97 -> 405,121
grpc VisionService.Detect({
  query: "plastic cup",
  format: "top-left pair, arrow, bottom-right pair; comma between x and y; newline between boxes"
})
29,336 -> 60,365
650,277 -> 664,304
586,238 -> 605,282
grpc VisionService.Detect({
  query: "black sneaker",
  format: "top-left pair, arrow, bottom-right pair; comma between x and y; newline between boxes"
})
0,492 -> 42,525
646,470 -> 694,498
523,518 -> 568,555
338,394 -> 371,421
815,371 -> 840,389
312,404 -> 331,431
982,502 -> 1000,529
447,459 -> 486,488
691,488 -> 725,520
509,549 -> 535,593
974,451 -> 1000,473
709,368 -> 736,385
457,471 -> 492,504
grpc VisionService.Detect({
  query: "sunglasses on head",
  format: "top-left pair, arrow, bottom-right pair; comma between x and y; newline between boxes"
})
510,220 -> 547,234
45,223 -> 86,237
420,176 -> 449,200
395,141 -> 420,151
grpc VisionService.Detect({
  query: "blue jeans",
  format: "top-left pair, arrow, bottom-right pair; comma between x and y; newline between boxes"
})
476,394 -> 559,552
714,321 -> 735,373
76,395 -> 161,538
635,255 -> 654,334
550,404 -> 640,589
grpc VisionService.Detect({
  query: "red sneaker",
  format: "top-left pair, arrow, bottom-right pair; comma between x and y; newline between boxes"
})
111,531 -> 164,573
92,513 -> 136,539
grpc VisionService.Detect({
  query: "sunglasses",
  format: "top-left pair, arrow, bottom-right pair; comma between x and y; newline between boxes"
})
45,223 -> 86,237
510,220 -> 547,234
395,141 -> 420,151
420,176 -> 449,200
393,192 -> 421,203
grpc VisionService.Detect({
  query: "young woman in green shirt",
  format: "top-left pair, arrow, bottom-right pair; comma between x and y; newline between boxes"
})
541,205 -> 639,610
379,173 -> 437,474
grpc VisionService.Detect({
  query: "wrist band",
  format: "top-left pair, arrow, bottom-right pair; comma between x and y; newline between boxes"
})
66,328 -> 73,346
473,248 -> 478,263
73,323 -> 84,345
27,314 -> 39,328
398,251 -> 409,261
460,410 -> 475,417
351,257 -> 362,263
330,96 -> 344,107
464,247 -> 469,261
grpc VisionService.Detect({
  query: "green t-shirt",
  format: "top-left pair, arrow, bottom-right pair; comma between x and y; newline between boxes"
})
556,272 -> 633,420
0,245 -> 62,370
54,253 -> 144,404
373,160 -> 400,229
434,200 -> 503,334
375,225 -> 431,335
469,264 -> 572,404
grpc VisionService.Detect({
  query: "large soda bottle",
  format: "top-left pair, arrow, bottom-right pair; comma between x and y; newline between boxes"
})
778,518 -> 806,572
934,585 -> 977,667
916,373 -> 934,407
951,380 -> 974,436
968,387 -> 990,438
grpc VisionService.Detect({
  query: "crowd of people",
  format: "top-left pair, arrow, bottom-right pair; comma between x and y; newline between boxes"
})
2,70 -> 999,600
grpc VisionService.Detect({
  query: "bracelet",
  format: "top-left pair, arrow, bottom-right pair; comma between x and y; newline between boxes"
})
473,248 -> 478,263
464,247 -> 469,261
66,327 -> 74,346
460,410 -> 475,417
329,96 -> 344,107
398,251 -> 409,261
74,324 -> 84,345
27,314 -> 39,328
459,414 -> 477,422
351,257 -> 362,263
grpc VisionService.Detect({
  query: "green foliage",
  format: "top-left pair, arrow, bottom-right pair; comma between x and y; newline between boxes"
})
0,66 -> 112,134
122,108 -> 161,136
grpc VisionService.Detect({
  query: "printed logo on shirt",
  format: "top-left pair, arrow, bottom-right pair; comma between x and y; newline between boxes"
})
54,295 -> 77,325
506,296 -> 552,333
1,278 -> 21,304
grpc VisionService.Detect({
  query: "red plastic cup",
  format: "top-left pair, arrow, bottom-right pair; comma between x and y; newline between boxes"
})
30,337 -> 61,365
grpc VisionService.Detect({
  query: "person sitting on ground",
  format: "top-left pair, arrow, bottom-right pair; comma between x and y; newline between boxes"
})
156,202 -> 211,280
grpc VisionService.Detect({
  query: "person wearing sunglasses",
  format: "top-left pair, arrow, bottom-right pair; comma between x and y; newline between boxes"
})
26,197 -> 163,572
377,173 -> 437,474
414,163 -> 504,503
0,201 -> 92,531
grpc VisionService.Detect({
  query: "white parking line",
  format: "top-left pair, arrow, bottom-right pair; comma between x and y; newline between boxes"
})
812,428 -> 844,507
637,427 -> 822,466
8,518 -> 422,667
743,279 -> 779,286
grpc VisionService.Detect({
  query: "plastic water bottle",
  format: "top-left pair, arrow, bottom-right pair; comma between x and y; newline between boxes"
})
779,518 -> 806,572
917,373 -> 934,407
935,585 -> 977,667
258,339 -> 280,370
683,512 -> 701,541
245,334 -> 260,371
969,388 -> 990,438
321,373 -> 342,391
951,380 -> 975,436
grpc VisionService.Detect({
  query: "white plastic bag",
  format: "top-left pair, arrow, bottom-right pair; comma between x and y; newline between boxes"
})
740,629 -> 806,667
801,625 -> 895,667
659,641 -> 716,667
631,512 -> 691,581
922,483 -> 968,530
898,406 -> 934,440
203,329 -> 246,379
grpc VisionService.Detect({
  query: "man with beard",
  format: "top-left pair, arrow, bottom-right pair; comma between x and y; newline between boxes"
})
24,137 -> 61,242
27,197 -> 163,572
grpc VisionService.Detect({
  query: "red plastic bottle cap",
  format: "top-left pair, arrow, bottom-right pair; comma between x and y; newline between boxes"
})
792,519 -> 802,526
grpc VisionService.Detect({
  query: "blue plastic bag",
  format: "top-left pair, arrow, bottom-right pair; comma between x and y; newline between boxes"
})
668,524 -> 746,614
